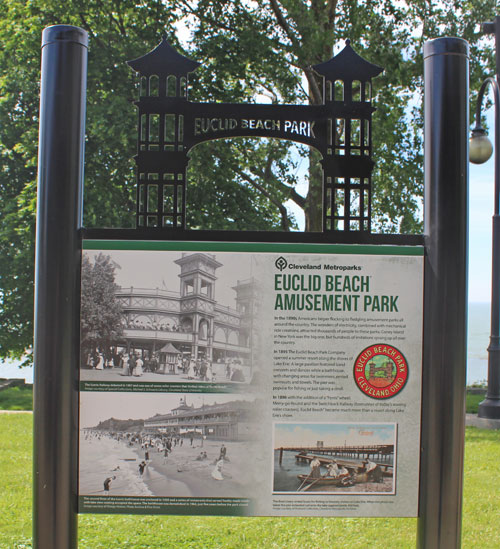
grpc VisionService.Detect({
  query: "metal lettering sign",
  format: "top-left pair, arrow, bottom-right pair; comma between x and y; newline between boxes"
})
127,38 -> 382,232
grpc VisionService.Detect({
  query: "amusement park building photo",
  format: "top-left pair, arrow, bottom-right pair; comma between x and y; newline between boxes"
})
81,250 -> 259,383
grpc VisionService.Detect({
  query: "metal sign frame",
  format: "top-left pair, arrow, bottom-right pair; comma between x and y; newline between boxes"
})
33,25 -> 469,548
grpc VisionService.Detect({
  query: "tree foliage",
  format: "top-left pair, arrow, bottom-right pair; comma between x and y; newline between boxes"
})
0,0 -> 497,362
80,253 -> 123,361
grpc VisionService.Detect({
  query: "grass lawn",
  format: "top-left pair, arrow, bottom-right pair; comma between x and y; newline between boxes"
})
465,392 -> 485,414
0,386 -> 33,411
1,414 -> 498,548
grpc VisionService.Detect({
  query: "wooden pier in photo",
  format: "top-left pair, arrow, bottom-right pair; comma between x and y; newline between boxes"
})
277,444 -> 393,461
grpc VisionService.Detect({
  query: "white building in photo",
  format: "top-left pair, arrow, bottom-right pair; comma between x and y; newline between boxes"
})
115,252 -> 258,374
143,396 -> 258,441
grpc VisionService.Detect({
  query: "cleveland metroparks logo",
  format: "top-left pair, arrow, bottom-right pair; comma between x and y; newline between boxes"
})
275,257 -> 288,271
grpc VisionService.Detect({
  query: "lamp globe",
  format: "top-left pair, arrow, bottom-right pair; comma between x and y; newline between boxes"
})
469,128 -> 493,164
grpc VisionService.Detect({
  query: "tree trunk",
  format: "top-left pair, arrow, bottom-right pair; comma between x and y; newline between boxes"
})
304,145 -> 323,232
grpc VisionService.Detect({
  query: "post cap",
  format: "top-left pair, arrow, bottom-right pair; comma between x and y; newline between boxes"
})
42,25 -> 88,48
423,37 -> 469,59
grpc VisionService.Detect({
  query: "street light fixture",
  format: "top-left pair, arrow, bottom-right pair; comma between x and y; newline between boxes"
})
469,127 -> 493,164
469,15 -> 500,419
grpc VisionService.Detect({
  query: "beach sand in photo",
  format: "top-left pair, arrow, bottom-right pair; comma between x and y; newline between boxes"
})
80,433 -> 259,498
132,437 -> 258,498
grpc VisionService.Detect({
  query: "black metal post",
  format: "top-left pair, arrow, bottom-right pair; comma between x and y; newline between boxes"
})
418,38 -> 469,548
34,25 -> 87,549
478,16 -> 500,419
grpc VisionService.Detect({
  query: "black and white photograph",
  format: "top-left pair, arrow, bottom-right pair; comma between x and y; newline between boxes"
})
80,249 -> 261,384
79,392 -> 265,498
273,423 -> 396,494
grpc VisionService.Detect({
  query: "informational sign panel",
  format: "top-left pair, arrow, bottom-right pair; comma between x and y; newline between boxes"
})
78,240 -> 423,517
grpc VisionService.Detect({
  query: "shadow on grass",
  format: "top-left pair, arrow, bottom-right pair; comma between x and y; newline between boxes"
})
0,385 -> 33,410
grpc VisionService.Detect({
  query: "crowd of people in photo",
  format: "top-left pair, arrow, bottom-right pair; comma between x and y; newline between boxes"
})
83,429 -> 233,495
84,349 -> 123,370
84,348 -> 247,382
124,319 -> 191,332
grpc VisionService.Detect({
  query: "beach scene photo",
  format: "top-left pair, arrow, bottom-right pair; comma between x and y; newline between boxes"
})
79,392 -> 265,499
273,422 -> 396,494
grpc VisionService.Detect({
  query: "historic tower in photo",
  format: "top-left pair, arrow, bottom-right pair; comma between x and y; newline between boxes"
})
175,253 -> 221,360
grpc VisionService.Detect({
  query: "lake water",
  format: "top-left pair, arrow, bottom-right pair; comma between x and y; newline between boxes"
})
273,449 -> 313,491
466,302 -> 490,384
1,303 -> 491,385
79,433 -> 152,496
273,449 -> 394,492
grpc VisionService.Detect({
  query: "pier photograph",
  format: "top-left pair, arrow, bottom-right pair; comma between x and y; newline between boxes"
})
273,422 -> 396,494
80,248 -> 261,385
79,392 -> 264,499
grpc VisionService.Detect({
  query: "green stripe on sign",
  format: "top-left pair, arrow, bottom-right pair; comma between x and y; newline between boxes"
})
83,240 -> 424,256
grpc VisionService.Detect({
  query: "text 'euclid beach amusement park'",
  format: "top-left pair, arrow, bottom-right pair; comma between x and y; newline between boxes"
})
274,273 -> 399,313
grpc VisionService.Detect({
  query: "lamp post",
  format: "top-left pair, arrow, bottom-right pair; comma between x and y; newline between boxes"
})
469,15 -> 500,419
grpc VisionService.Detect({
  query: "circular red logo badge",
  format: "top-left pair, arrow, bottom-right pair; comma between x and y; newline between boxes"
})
353,344 -> 408,399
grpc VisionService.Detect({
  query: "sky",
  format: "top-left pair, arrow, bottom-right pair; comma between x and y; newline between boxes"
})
469,107 -> 496,302
84,249 -> 255,309
273,422 -> 396,448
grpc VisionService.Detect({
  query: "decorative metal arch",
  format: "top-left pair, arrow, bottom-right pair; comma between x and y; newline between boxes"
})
128,38 -> 383,232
